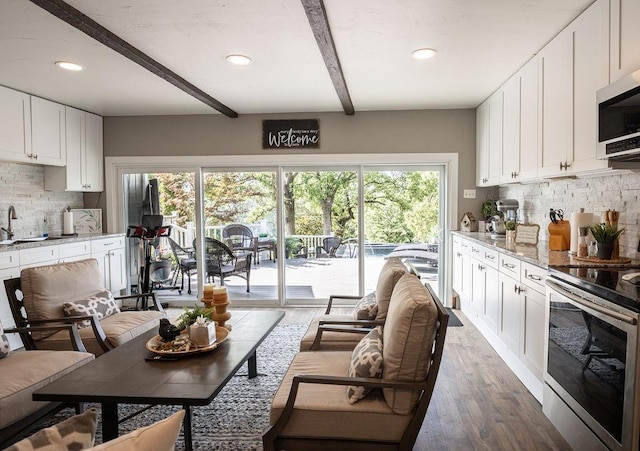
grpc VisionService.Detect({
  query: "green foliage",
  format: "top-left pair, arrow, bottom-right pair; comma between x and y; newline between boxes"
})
506,221 -> 517,231
176,305 -> 214,331
480,199 -> 498,219
588,223 -> 625,243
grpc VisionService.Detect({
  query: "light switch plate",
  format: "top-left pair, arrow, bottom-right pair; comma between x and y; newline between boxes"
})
463,189 -> 476,199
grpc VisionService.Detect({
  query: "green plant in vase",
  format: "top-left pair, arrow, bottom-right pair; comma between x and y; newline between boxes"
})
505,221 -> 517,231
176,304 -> 214,331
588,223 -> 624,260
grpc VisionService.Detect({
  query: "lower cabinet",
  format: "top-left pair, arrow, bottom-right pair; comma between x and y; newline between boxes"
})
91,238 -> 127,293
455,235 -> 546,402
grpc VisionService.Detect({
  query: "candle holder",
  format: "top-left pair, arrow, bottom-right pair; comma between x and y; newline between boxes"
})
212,286 -> 231,330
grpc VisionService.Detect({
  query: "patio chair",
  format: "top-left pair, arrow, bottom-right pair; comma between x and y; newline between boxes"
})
315,236 -> 342,258
199,237 -> 252,292
167,237 -> 197,294
4,258 -> 166,356
222,223 -> 275,265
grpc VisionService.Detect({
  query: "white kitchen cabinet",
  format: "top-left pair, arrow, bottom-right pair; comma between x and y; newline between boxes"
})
570,0 -> 610,174
59,240 -> 91,262
538,28 -> 573,178
610,0 -> 640,82
91,237 -> 126,293
520,284 -> 546,380
0,85 -> 32,163
476,91 -> 501,187
498,254 -> 522,354
30,96 -> 65,166
19,246 -> 59,268
452,238 -> 471,304
45,107 -> 104,192
476,100 -> 490,186
500,75 -> 520,183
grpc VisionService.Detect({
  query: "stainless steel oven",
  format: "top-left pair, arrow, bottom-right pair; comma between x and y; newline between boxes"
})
545,270 -> 640,451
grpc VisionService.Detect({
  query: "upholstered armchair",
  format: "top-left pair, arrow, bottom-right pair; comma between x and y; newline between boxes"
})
4,258 -> 166,356
299,257 -> 409,351
263,274 -> 449,450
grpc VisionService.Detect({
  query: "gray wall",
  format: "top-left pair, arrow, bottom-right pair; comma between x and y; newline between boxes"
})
103,109 -> 482,223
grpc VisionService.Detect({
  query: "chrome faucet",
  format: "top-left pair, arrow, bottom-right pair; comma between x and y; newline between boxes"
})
1,206 -> 17,240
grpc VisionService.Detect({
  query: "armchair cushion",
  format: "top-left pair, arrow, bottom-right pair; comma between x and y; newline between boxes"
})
375,258 -> 408,321
0,323 -> 10,359
347,326 -> 384,404
269,351 -> 412,442
63,290 -> 120,328
299,314 -> 365,352
0,350 -> 94,430
351,292 -> 377,321
382,273 -> 438,414
20,259 -> 105,340
6,408 -> 97,451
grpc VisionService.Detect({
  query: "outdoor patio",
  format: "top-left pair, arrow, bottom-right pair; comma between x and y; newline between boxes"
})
152,253 -> 439,306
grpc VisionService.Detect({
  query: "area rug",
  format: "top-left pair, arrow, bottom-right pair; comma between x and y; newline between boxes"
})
36,323 -> 309,450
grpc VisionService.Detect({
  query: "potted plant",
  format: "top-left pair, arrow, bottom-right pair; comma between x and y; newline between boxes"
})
588,223 -> 625,260
176,304 -> 214,331
505,221 -> 517,243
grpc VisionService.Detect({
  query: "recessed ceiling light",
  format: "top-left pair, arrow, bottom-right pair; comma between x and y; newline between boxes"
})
55,61 -> 84,71
225,54 -> 253,66
411,48 -> 437,60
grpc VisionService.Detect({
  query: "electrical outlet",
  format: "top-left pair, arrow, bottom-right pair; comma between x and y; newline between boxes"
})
463,189 -> 476,199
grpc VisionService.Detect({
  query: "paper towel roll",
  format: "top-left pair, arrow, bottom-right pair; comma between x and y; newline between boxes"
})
63,211 -> 74,235
569,211 -> 593,254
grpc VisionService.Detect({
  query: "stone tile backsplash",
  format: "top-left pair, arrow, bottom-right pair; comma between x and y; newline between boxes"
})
498,171 -> 640,257
0,162 -> 83,239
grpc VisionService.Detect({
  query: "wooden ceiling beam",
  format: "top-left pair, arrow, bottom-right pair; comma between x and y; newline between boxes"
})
29,0 -> 238,118
301,0 -> 355,115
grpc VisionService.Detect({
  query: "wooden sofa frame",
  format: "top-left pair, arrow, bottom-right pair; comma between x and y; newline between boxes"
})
263,285 -> 449,450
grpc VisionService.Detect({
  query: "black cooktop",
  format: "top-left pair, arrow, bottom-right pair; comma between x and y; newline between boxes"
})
548,266 -> 640,312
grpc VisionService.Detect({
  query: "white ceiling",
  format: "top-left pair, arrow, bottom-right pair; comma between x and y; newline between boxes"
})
0,0 -> 594,117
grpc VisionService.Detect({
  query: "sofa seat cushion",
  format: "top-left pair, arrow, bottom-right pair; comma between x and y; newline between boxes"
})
382,273 -> 438,415
39,311 -> 166,355
269,351 -> 411,442
0,350 -> 94,429
299,315 -> 365,352
20,259 -> 105,340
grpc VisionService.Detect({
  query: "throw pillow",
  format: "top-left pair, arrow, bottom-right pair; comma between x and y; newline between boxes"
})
352,292 -> 377,321
346,326 -> 384,404
0,321 -> 10,359
87,409 -> 185,451
6,408 -> 98,451
63,290 -> 120,328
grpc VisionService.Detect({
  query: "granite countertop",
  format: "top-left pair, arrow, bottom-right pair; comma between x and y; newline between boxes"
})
0,233 -> 125,252
452,231 -> 640,269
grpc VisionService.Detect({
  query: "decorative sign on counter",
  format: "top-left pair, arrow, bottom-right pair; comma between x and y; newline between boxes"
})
515,224 -> 539,245
262,119 -> 319,149
71,209 -> 102,235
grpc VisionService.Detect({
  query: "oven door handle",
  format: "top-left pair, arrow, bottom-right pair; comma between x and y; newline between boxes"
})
545,279 -> 638,325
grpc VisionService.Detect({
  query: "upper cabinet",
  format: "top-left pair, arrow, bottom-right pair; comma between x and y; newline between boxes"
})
476,92 -> 502,187
30,96 -> 66,166
45,107 -> 104,192
0,85 -> 32,163
610,0 -> 640,82
476,0 -> 616,186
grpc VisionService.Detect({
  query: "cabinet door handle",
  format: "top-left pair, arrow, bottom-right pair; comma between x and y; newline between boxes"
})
503,262 -> 515,269
527,274 -> 543,281
514,285 -> 524,294
486,254 -> 495,260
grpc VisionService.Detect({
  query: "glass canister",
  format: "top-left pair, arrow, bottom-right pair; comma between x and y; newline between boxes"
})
577,226 -> 589,257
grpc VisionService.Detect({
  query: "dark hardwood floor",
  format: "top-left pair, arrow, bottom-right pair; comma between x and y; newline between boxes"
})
168,306 -> 571,450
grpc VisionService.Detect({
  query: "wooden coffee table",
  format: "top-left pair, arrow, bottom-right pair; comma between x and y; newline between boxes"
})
33,310 -> 284,450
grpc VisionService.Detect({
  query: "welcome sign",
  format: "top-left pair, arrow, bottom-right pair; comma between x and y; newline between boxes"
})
262,119 -> 320,149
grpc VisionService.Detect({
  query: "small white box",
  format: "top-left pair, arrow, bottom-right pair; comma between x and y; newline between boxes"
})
189,322 -> 217,347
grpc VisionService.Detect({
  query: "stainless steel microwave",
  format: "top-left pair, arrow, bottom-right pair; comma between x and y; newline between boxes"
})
597,68 -> 640,161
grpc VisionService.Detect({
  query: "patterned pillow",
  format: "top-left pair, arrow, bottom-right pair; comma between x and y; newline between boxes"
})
346,326 -> 384,404
63,290 -> 120,328
352,292 -> 377,321
0,321 -> 10,359
6,408 -> 97,451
